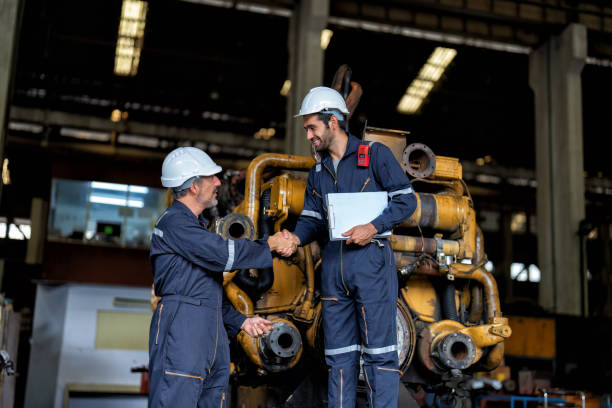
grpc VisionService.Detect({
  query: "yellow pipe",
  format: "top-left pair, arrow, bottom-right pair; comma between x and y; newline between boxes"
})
400,193 -> 469,231
225,281 -> 254,316
479,342 -> 505,370
449,264 -> 501,322
293,244 -> 316,322
244,154 -> 314,236
390,235 -> 461,256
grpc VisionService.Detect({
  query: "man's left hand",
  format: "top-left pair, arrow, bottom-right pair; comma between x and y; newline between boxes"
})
241,316 -> 274,338
342,223 -> 378,246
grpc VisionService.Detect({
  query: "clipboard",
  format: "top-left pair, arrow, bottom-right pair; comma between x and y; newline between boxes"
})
326,191 -> 391,241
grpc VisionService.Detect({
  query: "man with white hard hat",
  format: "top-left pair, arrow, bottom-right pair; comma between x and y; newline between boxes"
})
148,147 -> 294,408
282,86 -> 417,407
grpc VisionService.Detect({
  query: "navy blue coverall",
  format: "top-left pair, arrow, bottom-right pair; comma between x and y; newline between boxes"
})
294,135 -> 417,408
149,200 -> 273,408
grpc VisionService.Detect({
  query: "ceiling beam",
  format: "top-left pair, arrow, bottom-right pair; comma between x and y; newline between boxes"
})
9,106 -> 284,152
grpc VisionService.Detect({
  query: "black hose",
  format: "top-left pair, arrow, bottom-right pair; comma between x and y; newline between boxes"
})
232,189 -> 274,296
442,282 -> 459,322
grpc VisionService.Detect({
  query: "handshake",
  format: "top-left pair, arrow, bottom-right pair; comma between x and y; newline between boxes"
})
267,230 -> 300,257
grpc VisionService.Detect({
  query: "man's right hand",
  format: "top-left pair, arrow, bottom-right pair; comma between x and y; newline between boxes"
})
241,316 -> 273,338
267,231 -> 298,256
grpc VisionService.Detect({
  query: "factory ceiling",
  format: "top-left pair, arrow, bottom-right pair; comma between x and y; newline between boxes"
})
8,0 -> 612,178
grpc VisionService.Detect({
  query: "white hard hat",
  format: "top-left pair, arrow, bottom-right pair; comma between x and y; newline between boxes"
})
161,147 -> 222,188
294,86 -> 350,118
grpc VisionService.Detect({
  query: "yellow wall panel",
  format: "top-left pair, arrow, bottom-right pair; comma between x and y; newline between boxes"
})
95,310 -> 151,350
505,316 -> 555,358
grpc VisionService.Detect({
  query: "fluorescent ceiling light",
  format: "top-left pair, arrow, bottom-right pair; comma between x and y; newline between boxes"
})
8,121 -> 44,133
60,127 -> 111,142
280,80 -> 291,97
90,195 -> 144,208
114,0 -> 148,76
92,181 -> 128,192
118,134 -> 159,148
91,181 -> 149,194
321,29 -> 334,50
428,47 -> 457,67
397,94 -> 423,114
397,47 -> 456,115
418,63 -> 444,81
2,159 -> 10,185
129,186 -> 149,194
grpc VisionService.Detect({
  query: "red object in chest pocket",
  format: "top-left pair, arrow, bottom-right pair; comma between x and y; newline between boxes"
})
357,144 -> 370,167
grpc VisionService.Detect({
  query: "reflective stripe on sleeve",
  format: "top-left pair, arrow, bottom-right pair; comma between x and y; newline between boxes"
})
363,345 -> 397,355
301,210 -> 322,220
388,187 -> 414,198
153,228 -> 164,238
224,240 -> 235,271
324,344 -> 361,356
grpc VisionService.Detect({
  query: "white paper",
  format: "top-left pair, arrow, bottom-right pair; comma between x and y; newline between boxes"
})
326,191 -> 391,241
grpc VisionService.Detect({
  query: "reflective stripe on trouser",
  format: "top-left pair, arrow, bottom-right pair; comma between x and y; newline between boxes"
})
321,240 -> 399,408
149,296 -> 229,408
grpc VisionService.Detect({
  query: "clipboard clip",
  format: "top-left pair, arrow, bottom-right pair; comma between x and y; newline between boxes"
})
371,239 -> 385,248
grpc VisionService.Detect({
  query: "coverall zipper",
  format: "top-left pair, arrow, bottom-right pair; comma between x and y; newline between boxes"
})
360,177 -> 371,192
209,292 -> 221,374
340,242 -> 349,295
322,163 -> 338,186
323,161 -> 349,295
155,303 -> 164,345
220,392 -> 225,407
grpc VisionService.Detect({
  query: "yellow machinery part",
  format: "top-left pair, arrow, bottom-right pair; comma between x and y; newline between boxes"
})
401,277 -> 439,323
255,258 -> 306,313
237,315 -> 303,373
243,153 -> 314,236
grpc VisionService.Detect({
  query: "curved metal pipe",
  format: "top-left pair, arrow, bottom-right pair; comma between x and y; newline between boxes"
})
303,245 -> 315,306
469,286 -> 484,324
233,188 -> 274,296
225,281 -> 254,316
449,264 -> 501,322
245,154 -> 315,236
287,244 -> 317,322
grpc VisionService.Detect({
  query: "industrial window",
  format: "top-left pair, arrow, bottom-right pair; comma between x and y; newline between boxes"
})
48,179 -> 166,248
0,216 -> 31,240
510,263 -> 541,282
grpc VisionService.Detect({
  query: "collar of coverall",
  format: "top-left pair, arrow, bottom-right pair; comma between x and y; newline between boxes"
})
320,133 -> 361,166
171,199 -> 210,228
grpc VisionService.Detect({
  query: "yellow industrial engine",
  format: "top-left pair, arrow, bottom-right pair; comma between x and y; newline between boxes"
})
212,69 -> 511,406
216,135 -> 510,405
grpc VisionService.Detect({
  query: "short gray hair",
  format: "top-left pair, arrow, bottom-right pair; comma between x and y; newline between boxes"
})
171,176 -> 201,199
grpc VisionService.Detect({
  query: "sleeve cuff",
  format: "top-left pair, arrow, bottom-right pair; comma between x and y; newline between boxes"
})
371,218 -> 385,234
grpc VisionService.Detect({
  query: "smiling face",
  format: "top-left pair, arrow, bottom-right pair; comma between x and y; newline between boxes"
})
193,175 -> 221,208
303,113 -> 333,153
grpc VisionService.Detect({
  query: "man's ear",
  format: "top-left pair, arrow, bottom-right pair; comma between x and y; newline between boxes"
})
329,114 -> 338,131
188,181 -> 199,195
